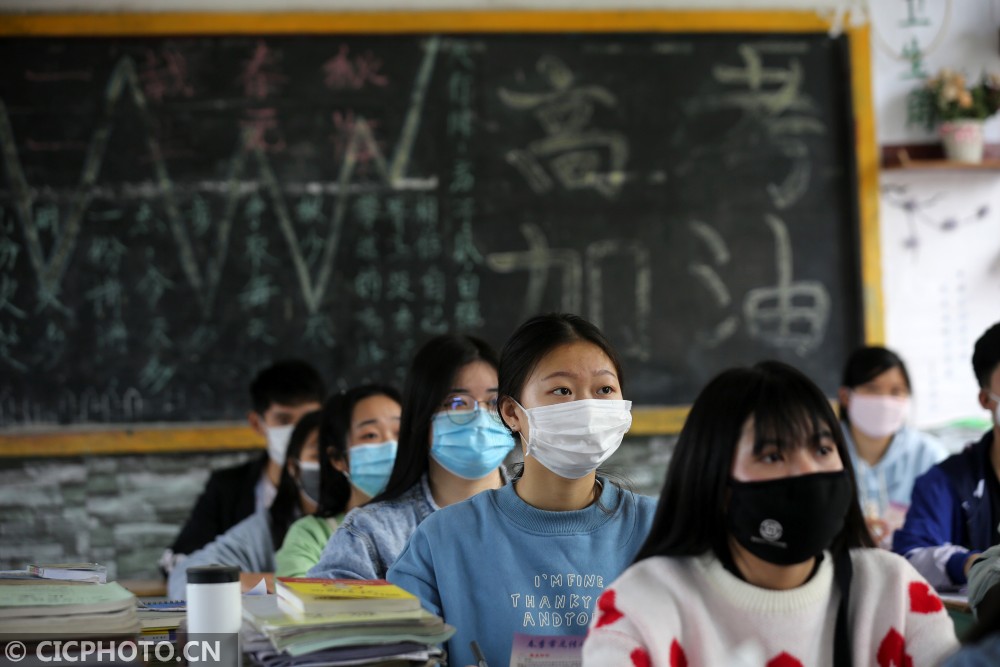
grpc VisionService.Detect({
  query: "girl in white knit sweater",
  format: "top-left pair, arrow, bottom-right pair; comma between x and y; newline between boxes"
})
583,361 -> 958,667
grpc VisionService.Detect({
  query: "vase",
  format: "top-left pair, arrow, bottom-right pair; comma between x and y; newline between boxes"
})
939,119 -> 985,163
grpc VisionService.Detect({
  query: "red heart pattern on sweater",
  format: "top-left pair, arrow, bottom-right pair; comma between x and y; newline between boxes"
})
766,652 -> 804,667
908,581 -> 944,614
594,590 -> 624,628
669,640 -> 687,667
877,628 -> 913,667
630,648 -> 651,667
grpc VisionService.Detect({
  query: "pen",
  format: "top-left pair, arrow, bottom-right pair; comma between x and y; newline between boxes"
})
470,640 -> 489,667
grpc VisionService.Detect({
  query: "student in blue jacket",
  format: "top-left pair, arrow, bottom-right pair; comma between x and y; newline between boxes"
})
838,346 -> 947,547
894,321 -> 1000,589
387,313 -> 657,667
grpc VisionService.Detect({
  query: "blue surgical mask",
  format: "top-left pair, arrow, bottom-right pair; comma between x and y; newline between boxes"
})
346,441 -> 398,498
430,409 -> 513,480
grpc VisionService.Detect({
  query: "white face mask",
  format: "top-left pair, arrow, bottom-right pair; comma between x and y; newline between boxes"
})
516,399 -> 632,479
849,393 -> 910,439
266,424 -> 295,465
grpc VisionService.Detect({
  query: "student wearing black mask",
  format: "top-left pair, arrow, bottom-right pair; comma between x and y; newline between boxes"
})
583,361 -> 957,667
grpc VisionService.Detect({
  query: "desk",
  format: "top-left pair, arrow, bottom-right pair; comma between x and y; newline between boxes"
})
119,579 -> 167,598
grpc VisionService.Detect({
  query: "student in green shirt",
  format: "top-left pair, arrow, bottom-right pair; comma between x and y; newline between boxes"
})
275,384 -> 402,577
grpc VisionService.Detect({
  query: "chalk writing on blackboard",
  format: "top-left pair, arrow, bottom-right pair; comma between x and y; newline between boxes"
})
0,32 -> 862,426
499,55 -> 628,198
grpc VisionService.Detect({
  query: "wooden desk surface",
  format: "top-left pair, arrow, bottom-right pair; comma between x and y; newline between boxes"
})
118,579 -> 167,597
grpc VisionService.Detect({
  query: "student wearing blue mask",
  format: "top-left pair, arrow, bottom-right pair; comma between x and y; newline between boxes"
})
275,384 -> 402,578
387,313 -> 657,667
308,334 -> 509,580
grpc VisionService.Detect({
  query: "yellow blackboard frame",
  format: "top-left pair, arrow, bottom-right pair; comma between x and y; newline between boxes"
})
0,10 -> 881,455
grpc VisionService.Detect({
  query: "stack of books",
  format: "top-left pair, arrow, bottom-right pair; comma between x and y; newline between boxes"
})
0,580 -> 139,637
242,578 -> 454,667
136,600 -> 186,643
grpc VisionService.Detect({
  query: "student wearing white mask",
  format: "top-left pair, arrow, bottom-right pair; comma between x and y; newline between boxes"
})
837,347 -> 947,548
275,384 -> 402,577
387,314 -> 656,667
308,334 -> 509,581
162,360 -> 325,573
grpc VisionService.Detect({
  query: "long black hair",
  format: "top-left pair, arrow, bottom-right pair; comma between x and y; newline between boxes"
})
316,384 -> 402,518
373,334 -> 499,502
268,410 -> 322,548
839,346 -> 912,422
635,360 -> 873,563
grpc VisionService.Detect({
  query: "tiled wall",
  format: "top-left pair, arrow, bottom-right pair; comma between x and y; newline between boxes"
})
0,436 -> 676,580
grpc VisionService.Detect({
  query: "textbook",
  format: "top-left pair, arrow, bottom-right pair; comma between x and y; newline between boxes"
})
0,581 -> 139,636
243,595 -> 455,656
27,562 -> 108,584
275,577 -> 420,615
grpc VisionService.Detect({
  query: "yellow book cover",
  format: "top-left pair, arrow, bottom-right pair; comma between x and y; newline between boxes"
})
275,578 -> 419,614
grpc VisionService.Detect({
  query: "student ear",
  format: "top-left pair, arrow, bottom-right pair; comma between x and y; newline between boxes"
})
248,411 -> 267,438
329,447 -> 349,475
979,389 -> 993,411
499,397 -> 528,454
499,396 -> 521,432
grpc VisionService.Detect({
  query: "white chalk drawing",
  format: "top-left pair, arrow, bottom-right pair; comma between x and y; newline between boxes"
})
743,214 -> 830,356
499,56 -> 628,198
0,36 -> 442,320
705,44 -> 825,210
486,225 -> 651,358
688,220 -> 740,348
586,240 -> 651,361
881,182 -> 989,252
486,223 -> 582,319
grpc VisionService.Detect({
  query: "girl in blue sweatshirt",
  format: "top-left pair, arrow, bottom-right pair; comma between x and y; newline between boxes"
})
388,314 -> 657,667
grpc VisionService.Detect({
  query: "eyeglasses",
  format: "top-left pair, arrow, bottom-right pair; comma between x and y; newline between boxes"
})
440,393 -> 499,425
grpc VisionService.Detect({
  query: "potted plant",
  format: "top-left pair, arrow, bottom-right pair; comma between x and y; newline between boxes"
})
914,69 -> 1000,163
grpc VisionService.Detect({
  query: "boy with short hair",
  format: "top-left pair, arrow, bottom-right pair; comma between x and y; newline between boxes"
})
160,359 -> 325,572
893,322 -> 1000,589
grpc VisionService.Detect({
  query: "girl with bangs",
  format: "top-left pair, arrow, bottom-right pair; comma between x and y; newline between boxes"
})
583,361 -> 957,667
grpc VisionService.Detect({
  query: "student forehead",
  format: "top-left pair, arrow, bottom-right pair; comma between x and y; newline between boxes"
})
528,343 -> 616,382
353,414 -> 401,428
864,367 -> 906,386
351,398 -> 401,427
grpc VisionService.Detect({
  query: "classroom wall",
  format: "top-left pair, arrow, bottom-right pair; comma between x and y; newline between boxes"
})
0,442 -> 672,580
874,0 -> 1000,428
2,0 -> 999,578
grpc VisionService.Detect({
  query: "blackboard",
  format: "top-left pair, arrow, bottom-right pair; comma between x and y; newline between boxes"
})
0,12 -> 880,441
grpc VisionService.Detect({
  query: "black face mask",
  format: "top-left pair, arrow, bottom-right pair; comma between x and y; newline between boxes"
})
727,470 -> 853,566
